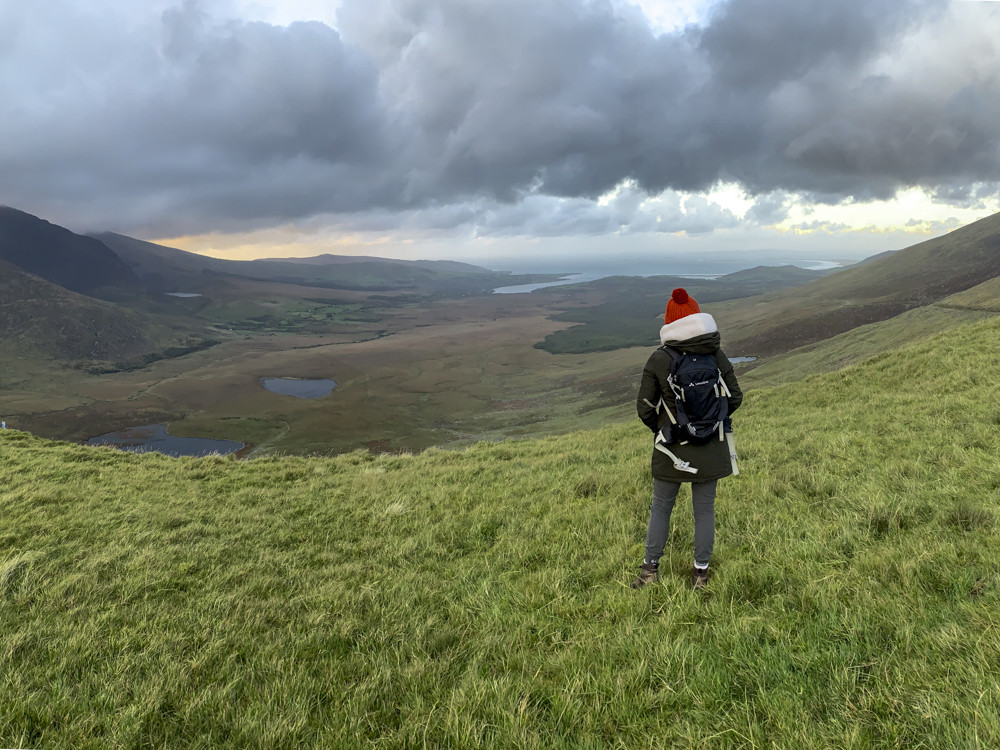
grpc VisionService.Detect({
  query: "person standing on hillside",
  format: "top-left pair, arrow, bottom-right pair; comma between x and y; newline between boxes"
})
631,288 -> 743,590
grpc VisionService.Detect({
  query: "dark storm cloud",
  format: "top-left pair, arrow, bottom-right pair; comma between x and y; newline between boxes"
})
0,0 -> 996,238
336,0 -> 978,207
697,0 -> 942,88
0,2 -> 397,234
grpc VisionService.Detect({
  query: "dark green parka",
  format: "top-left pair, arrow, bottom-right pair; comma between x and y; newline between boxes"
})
636,313 -> 743,483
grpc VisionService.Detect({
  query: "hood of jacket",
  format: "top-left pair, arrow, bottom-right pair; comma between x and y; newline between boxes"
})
659,312 -> 720,353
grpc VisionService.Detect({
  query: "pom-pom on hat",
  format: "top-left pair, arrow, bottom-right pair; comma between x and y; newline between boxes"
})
664,287 -> 701,324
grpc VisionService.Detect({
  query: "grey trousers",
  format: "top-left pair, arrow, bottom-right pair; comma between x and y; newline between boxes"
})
643,478 -> 718,568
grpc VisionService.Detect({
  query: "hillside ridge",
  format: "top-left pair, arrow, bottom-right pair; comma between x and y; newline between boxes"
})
0,258 -> 154,361
717,210 -> 1000,359
0,206 -> 139,296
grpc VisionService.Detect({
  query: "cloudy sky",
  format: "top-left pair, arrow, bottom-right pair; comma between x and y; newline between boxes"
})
3,0 -> 1000,269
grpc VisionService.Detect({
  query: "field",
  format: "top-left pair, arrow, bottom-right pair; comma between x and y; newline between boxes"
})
6,278 -> 650,455
3,315 -> 1000,747
5,260 -> 834,456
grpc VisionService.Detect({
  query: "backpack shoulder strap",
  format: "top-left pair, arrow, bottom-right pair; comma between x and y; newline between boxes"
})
659,345 -> 683,373
653,345 -> 680,423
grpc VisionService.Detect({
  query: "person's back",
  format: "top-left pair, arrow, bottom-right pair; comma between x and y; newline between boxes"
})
631,288 -> 742,589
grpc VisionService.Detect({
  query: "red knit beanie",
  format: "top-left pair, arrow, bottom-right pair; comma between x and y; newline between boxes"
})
664,288 -> 700,324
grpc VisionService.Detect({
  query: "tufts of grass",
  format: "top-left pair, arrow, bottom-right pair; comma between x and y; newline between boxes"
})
4,317 -> 1000,747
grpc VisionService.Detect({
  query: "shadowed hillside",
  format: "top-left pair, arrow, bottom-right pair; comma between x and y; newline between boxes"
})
0,207 -> 139,296
3,315 -> 1000,747
0,259 -> 152,361
86,233 -> 237,292
0,258 -> 220,374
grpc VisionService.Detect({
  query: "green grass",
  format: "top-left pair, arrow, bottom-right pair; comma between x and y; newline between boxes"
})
735,270 -> 1000,390
709,211 -> 1000,360
739,303 -> 998,389
4,317 -> 1000,747
185,296 -> 385,335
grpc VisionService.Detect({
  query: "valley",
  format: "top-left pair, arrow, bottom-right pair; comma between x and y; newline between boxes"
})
5,205 -> 1000,457
5,277 -> 659,456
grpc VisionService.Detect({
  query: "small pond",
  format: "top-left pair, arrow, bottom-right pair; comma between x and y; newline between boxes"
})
164,292 -> 203,298
260,377 -> 337,399
87,424 -> 244,457
729,356 -> 758,364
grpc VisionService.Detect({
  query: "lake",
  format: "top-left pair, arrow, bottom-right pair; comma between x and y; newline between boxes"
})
493,273 -> 605,294
493,271 -> 722,294
87,424 -> 244,457
260,377 -> 337,399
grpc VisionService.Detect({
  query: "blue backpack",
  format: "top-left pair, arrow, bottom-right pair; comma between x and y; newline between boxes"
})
662,347 -> 731,444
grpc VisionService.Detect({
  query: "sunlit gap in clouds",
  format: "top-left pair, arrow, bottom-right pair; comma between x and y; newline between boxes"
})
228,0 -> 722,33
227,0 -> 340,28
775,187 -> 1000,237
157,180 -> 1000,264
154,182 -> 1000,272
624,0 -> 722,33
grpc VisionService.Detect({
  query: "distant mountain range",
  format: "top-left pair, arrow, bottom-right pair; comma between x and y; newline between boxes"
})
0,206 -> 511,299
0,206 -> 540,367
5,202 -> 1000,372
93,232 -> 501,293
257,252 -> 489,274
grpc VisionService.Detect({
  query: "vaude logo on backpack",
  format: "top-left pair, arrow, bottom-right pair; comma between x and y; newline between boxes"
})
662,346 -> 730,444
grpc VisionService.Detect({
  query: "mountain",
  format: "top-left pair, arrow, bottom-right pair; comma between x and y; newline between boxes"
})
2,313 -> 999,746
0,258 -> 152,361
90,232 -> 236,292
95,232 -> 524,294
258,253 -> 491,274
735,261 -> 1000,390
0,207 -> 139,296
718,210 -> 1000,358
717,264 -> 840,285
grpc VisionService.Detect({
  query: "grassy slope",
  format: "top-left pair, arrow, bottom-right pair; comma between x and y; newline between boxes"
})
715,211 -> 1000,358
0,259 -> 207,366
735,271 -> 1000,390
4,316 -> 1000,747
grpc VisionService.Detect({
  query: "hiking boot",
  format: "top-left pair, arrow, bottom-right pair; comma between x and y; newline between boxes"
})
630,563 -> 659,589
691,566 -> 710,590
